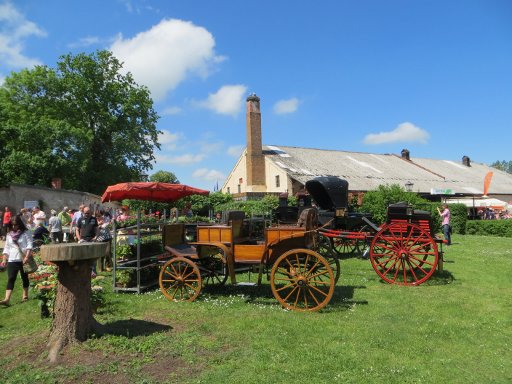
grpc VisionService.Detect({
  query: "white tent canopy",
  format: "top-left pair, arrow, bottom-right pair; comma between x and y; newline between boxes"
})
445,197 -> 508,210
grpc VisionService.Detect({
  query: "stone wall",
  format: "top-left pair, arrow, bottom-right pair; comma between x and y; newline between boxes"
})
0,183 -> 118,213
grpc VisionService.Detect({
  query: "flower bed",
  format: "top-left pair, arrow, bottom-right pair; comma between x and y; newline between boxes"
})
29,260 -> 106,318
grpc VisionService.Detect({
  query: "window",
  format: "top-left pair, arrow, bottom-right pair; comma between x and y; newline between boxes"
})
275,175 -> 280,188
227,187 -> 230,194
237,184 -> 241,193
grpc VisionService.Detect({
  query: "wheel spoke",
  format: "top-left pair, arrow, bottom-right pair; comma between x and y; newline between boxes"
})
283,285 -> 299,302
276,282 -> 296,292
308,268 -> 330,279
308,283 -> 329,297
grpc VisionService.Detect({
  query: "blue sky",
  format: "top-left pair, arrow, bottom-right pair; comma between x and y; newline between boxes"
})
1,0 -> 511,191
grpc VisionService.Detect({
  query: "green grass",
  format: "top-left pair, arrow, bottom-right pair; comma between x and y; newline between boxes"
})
1,235 -> 511,383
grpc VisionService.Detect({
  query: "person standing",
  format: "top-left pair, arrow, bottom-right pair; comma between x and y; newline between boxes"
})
76,207 -> 98,242
437,203 -> 451,245
32,206 -> 47,227
71,205 -> 85,242
58,206 -> 72,242
48,209 -> 63,243
0,215 -> 34,306
2,207 -> 12,241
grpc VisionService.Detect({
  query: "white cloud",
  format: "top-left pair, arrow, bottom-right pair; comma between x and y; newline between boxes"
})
110,19 -> 224,101
363,122 -> 430,145
155,153 -> 205,165
273,97 -> 300,115
197,84 -> 247,116
161,106 -> 182,115
0,1 -> 46,69
192,168 -> 226,182
227,145 -> 244,157
158,130 -> 181,150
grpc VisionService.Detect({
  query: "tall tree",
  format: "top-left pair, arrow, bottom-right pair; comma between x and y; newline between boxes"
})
0,50 -> 160,194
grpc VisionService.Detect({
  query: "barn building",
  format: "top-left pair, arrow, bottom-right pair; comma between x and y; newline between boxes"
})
222,94 -> 512,208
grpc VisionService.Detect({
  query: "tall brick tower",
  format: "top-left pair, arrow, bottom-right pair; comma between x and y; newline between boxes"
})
245,93 -> 266,192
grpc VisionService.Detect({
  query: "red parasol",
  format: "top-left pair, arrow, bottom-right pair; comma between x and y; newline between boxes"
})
101,182 -> 209,203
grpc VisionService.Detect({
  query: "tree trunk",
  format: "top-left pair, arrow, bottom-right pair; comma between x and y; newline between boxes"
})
47,260 -> 102,363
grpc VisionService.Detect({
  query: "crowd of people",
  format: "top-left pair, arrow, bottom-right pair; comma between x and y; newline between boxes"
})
477,207 -> 511,220
0,204 -> 113,306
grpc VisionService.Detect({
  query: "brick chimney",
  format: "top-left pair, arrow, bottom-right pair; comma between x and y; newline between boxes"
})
245,94 -> 266,192
401,149 -> 410,161
462,155 -> 471,167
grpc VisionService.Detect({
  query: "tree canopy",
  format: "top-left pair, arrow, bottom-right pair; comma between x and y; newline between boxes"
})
149,170 -> 179,184
490,160 -> 512,174
0,50 -> 160,194
358,184 -> 430,225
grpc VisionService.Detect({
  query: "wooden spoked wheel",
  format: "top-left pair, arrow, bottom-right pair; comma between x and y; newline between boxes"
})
159,257 -> 202,302
198,246 -> 228,287
315,234 -> 341,284
270,249 -> 335,312
370,222 -> 439,286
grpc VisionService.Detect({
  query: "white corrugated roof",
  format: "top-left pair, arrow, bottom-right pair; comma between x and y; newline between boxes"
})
262,146 -> 512,194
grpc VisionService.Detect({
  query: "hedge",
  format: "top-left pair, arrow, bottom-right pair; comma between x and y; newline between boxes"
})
466,219 -> 512,237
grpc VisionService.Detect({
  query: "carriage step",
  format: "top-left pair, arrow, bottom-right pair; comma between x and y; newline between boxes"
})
235,282 -> 257,286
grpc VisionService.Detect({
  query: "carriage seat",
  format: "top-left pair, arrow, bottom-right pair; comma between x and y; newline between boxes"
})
165,244 -> 197,259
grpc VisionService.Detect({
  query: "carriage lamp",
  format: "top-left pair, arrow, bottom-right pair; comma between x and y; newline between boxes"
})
405,181 -> 414,192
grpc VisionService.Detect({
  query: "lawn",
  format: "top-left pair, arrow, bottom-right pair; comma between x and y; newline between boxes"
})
0,235 -> 511,384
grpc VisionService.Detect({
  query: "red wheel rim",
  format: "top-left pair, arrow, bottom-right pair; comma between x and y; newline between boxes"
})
370,222 -> 438,285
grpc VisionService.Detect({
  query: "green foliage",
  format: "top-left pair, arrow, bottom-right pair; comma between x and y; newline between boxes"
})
0,50 -> 160,193
358,184 -> 430,225
149,170 -> 179,183
466,219 -> 512,237
215,194 -> 280,216
115,269 -> 135,287
449,203 -> 468,235
490,160 -> 512,174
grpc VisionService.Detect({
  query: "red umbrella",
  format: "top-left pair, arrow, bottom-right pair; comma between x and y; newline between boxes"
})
101,182 -> 209,203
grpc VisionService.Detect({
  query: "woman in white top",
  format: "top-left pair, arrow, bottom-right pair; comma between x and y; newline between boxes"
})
0,215 -> 33,306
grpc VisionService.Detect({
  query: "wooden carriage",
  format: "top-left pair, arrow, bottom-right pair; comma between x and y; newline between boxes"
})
159,209 -> 335,312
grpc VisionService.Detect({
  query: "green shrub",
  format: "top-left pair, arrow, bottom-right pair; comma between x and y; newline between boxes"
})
358,184 -> 430,225
449,203 -> 468,235
466,219 -> 512,237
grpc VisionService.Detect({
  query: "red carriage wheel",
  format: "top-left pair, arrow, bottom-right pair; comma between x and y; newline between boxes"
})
159,257 -> 202,302
369,222 -> 438,286
270,249 -> 335,312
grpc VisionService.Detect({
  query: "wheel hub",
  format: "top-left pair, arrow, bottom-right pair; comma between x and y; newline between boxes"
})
297,276 -> 308,287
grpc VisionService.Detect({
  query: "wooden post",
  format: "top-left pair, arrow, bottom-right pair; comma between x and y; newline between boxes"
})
40,242 -> 108,363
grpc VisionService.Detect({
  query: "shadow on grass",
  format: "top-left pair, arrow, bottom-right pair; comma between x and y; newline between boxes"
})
100,318 -> 172,338
372,269 -> 455,286
426,269 -> 455,285
201,282 -> 369,311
